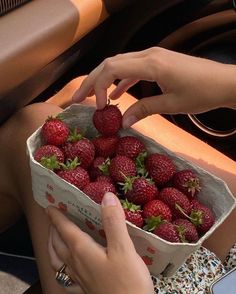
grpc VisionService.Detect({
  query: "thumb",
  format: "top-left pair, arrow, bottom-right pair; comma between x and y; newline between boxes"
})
101,192 -> 135,254
122,94 -> 177,128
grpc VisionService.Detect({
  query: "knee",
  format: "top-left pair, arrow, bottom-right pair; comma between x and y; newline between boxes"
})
0,103 -> 63,144
18,102 -> 63,122
14,102 -> 63,131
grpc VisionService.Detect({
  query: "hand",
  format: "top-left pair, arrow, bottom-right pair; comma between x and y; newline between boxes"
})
72,47 -> 236,128
47,192 -> 154,294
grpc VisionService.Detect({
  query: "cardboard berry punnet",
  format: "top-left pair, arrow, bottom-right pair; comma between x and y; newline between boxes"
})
27,104 -> 236,277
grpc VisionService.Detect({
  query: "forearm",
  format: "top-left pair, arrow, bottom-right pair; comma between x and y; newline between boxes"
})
221,64 -> 236,109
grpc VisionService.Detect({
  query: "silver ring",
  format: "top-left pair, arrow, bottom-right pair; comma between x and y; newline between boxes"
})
55,264 -> 74,287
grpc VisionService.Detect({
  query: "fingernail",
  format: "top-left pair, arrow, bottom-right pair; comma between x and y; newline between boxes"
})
102,192 -> 117,207
122,115 -> 138,129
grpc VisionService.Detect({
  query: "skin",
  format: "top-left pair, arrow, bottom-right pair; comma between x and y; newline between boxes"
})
47,192 -> 154,294
0,47 -> 235,293
72,47 -> 236,129
0,103 -> 68,294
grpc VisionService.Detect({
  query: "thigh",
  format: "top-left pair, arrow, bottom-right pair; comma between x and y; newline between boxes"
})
0,102 -> 68,293
0,102 -> 62,211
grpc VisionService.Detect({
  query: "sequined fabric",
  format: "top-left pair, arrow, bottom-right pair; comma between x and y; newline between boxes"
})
152,244 -> 236,294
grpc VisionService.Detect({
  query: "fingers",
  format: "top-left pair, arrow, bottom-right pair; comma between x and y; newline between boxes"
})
48,225 -> 70,269
122,93 -> 178,128
109,78 -> 139,100
48,226 -> 85,293
72,50 -> 154,109
46,207 -> 103,261
101,192 -> 135,255
48,225 -> 65,270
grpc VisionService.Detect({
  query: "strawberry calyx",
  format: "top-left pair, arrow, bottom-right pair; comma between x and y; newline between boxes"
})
143,216 -> 164,232
189,210 -> 204,226
98,158 -> 110,176
174,224 -> 188,243
119,175 -> 137,193
136,151 -> 148,176
175,203 -> 203,226
120,199 -> 141,212
60,157 -> 80,170
67,127 -> 84,143
40,155 -> 61,170
183,178 -> 201,197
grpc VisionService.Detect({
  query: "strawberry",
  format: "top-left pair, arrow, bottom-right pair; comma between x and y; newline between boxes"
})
93,104 -> 122,136
124,177 -> 158,205
145,153 -> 176,186
143,199 -> 172,222
109,155 -> 136,183
62,137 -> 95,170
96,175 -> 114,185
92,135 -> 119,158
121,199 -> 144,228
83,181 -> 116,204
41,116 -> 69,146
159,187 -> 191,219
57,159 -> 90,190
34,145 -> 64,170
116,136 -> 146,160
88,157 -> 110,181
189,202 -> 215,234
154,222 -> 180,243
173,218 -> 199,243
189,198 -> 202,209
173,169 -> 201,198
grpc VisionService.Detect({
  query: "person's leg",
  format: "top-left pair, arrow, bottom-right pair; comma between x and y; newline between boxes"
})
0,102 -> 67,294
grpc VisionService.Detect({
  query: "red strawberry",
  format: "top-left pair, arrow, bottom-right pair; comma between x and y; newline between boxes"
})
89,157 -> 110,181
173,169 -> 201,198
124,177 -> 158,205
92,136 -> 119,158
96,175 -> 114,184
116,136 -> 146,160
41,116 -> 69,146
173,218 -> 199,243
93,104 -> 122,136
83,181 -> 116,204
109,155 -> 136,183
189,202 -> 215,234
159,187 -> 191,219
143,199 -> 172,222
62,137 -> 95,170
34,145 -> 64,170
121,199 -> 144,228
145,153 -> 176,186
154,222 -> 180,243
57,159 -> 90,190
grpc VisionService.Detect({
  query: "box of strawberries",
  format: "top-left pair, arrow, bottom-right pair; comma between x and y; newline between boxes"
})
27,103 -> 235,277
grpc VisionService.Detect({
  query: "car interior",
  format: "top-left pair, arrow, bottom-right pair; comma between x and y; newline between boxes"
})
0,0 -> 235,293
